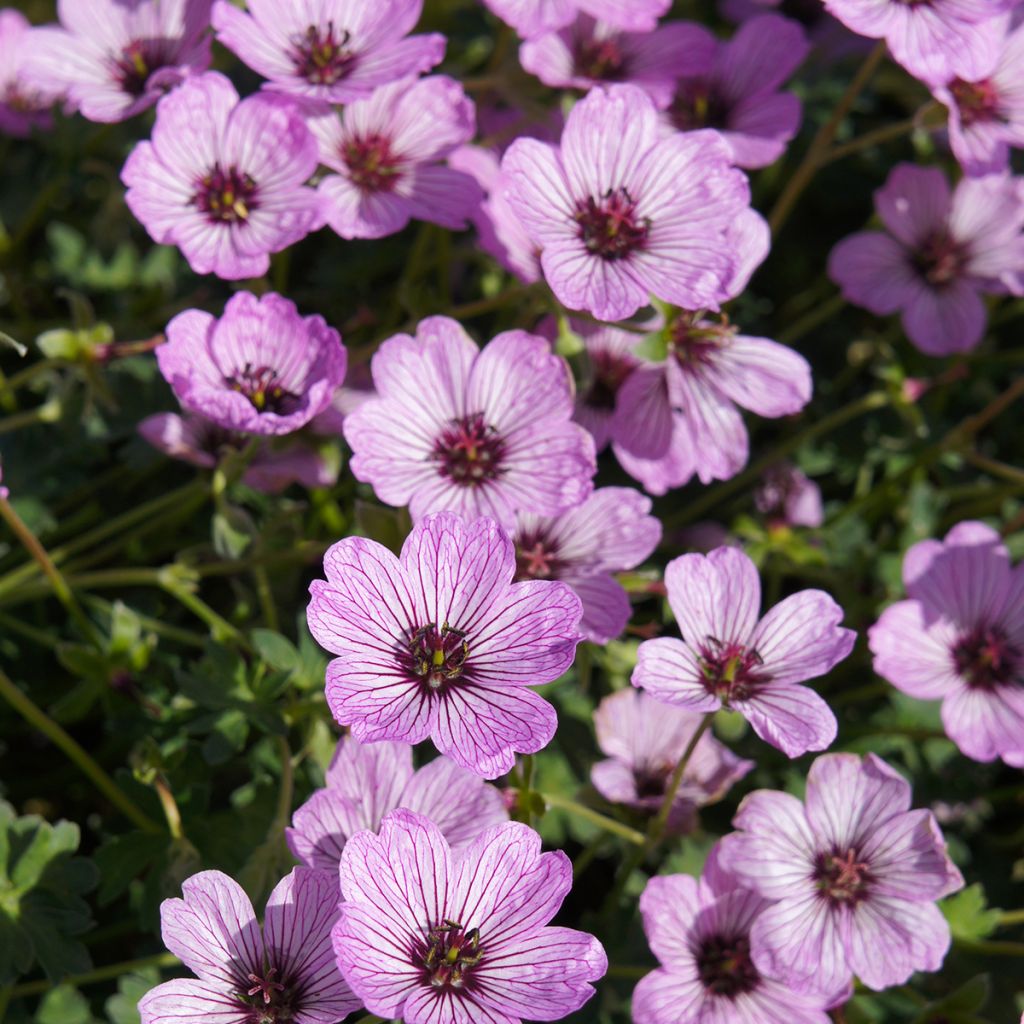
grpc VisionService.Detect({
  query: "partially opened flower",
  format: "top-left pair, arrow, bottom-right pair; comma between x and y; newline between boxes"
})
212,0 -> 444,105
932,21 -> 1024,176
755,462 -> 824,528
333,809 -> 607,1023
158,292 -> 346,436
828,164 -> 1024,356
869,520 -> 1024,767
307,512 -> 583,778
310,75 -> 481,240
23,0 -> 212,123
483,0 -> 670,38
719,753 -> 964,995
592,690 -> 753,830
139,867 -> 360,1024
664,15 -> 809,169
501,83 -> 752,322
634,845 -> 835,1024
632,546 -> 855,757
287,736 -> 508,872
520,15 -> 714,108
121,72 -> 321,280
822,0 -> 1014,83
0,10 -> 62,136
343,316 -> 595,528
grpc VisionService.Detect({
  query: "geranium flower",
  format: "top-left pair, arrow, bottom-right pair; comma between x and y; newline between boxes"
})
333,809 -> 607,1023
754,462 -> 824,528
212,0 -> 444,105
0,10 -> 62,136
287,736 -> 508,872
121,72 -> 322,280
139,867 -> 361,1024
309,75 -> 481,240
591,690 -> 752,830
632,546 -> 855,758
23,0 -> 212,123
828,163 -> 1024,356
634,845 -> 836,1024
719,753 -> 964,994
483,0 -> 670,38
306,512 -> 583,778
157,292 -> 346,436
512,486 -> 661,643
869,520 -> 1024,767
343,316 -> 595,528
501,83 -> 752,322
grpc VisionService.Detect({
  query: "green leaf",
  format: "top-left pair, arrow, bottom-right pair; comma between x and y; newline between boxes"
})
105,968 -> 162,1024
942,884 -> 1002,941
93,833 -> 167,906
35,984 -> 96,1024
911,974 -> 990,1023
251,629 -> 301,673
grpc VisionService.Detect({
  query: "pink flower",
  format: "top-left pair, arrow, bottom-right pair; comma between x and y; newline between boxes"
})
823,0 -> 1014,84
212,0 -> 444,106
718,753 -> 964,995
121,72 -> 322,280
634,845 -> 835,1024
612,306 -> 810,494
501,83 -> 752,322
157,292 -> 346,437
306,512 -> 583,778
0,460 -> 7,501
139,867 -> 361,1024
664,15 -> 810,169
0,10 -> 61,136
22,0 -> 212,123
343,317 -> 595,529
755,462 -> 824,528
932,21 -> 1024,176
138,411 -> 338,493
828,163 -> 1024,356
519,15 -> 714,108
482,0 -> 670,38
632,546 -> 855,758
287,736 -> 508,872
333,809 -> 607,1022
513,486 -> 661,643
592,690 -> 753,830
869,520 -> 1024,767
309,75 -> 482,240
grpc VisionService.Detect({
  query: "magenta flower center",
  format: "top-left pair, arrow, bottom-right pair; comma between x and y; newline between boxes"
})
418,919 -> 484,990
912,230 -> 966,287
238,966 -> 295,1024
670,317 -> 731,370
224,363 -> 297,414
574,187 -> 650,261
573,36 -> 627,81
194,165 -> 259,224
583,349 -> 636,411
404,622 -> 470,693
671,82 -> 729,132
344,134 -> 403,193
952,624 -> 1021,690
291,22 -> 356,85
431,412 -> 507,486
113,39 -> 170,97
515,531 -> 564,580
696,933 -> 760,997
698,638 -> 769,703
949,77 -> 1001,127
633,761 -> 673,798
814,847 -> 873,905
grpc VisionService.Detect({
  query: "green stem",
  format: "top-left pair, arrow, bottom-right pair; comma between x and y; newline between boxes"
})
648,713 -> 714,844
447,283 -> 542,321
541,793 -> 646,846
254,563 -> 280,632
0,666 -> 161,833
154,776 -> 186,841
965,451 -> 1024,486
819,107 -> 936,167
776,293 -> 846,346
0,401 -> 61,434
160,578 -> 250,650
9,952 -> 180,998
954,938 -> 1024,957
998,908 -> 1024,927
0,610 -> 60,649
605,965 -> 650,980
769,42 -> 887,235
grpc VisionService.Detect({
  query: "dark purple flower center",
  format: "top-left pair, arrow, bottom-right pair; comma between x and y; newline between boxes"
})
344,134 -> 403,192
583,349 -> 636,411
633,762 -> 672,798
698,638 -> 769,703
431,413 -> 507,486
224,363 -> 297,414
912,230 -> 966,287
670,81 -> 729,132
573,36 -> 627,81
950,77 -> 1001,127
404,622 -> 470,694
194,165 -> 259,224
237,966 -> 295,1024
418,919 -> 484,991
952,624 -> 1021,691
515,530 -> 564,580
696,933 -> 760,997
814,847 -> 873,905
2,83 -> 47,114
291,22 -> 356,85
755,464 -> 798,520
113,38 -> 171,97
574,187 -> 650,261
670,316 -> 731,371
